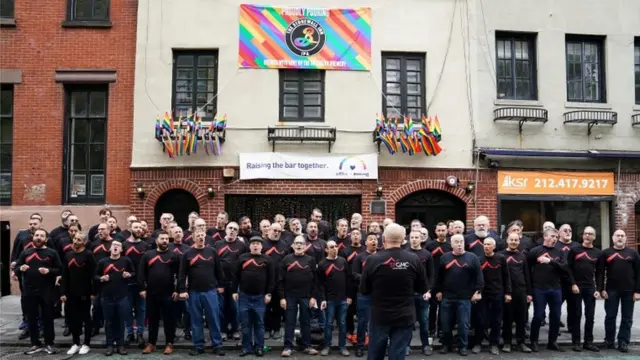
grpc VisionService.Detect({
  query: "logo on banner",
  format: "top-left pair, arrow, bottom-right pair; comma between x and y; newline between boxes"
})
501,175 -> 528,189
285,19 -> 326,57
337,156 -> 371,178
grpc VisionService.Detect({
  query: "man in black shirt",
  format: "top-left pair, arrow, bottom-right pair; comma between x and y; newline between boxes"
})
424,222 -> 451,338
233,236 -> 275,357
352,232 -> 378,357
556,224 -> 579,332
178,230 -> 226,356
340,228 -> 364,341
139,231 -> 180,355
89,222 -> 113,335
262,222 -> 288,340
433,234 -> 483,356
170,226 -> 192,340
596,229 -> 640,353
94,240 -> 135,356
15,229 -> 62,355
360,223 -> 428,360
88,208 -> 111,243
122,221 -> 149,348
406,230 -> 435,356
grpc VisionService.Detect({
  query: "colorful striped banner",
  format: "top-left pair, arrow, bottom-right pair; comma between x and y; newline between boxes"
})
239,4 -> 372,71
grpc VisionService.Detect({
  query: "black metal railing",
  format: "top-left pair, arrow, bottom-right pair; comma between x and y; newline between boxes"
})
493,107 -> 548,133
267,126 -> 337,152
563,110 -> 617,135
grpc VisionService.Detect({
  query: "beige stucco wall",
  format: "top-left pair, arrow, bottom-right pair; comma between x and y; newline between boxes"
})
475,0 -> 640,151
131,0 -> 476,169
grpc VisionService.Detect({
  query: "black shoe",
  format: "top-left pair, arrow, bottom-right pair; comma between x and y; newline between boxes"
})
239,350 -> 252,357
63,327 -> 71,337
105,346 -> 114,356
618,344 -> 629,353
117,346 -> 128,355
583,343 -> 600,352
18,329 -> 30,340
189,349 -> 204,356
603,342 -> 616,349
255,348 -> 264,357
530,342 -> 539,352
92,327 -> 100,337
125,334 -> 135,346
356,348 -> 364,357
572,344 -> 582,352
184,332 -> 192,341
212,347 -> 225,356
137,334 -> 146,349
422,346 -> 432,356
24,346 -> 42,355
459,348 -> 468,356
547,343 -> 564,352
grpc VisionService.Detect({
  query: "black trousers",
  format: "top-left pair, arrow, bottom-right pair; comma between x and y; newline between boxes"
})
471,296 -> 503,347
264,294 -> 284,332
67,296 -> 92,345
346,296 -> 357,334
502,291 -> 527,345
429,297 -> 440,334
23,293 -> 55,346
562,286 -> 576,329
570,287 -> 596,345
147,294 -> 176,346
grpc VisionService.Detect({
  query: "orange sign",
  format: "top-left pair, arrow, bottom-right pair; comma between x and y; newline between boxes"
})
497,171 -> 615,195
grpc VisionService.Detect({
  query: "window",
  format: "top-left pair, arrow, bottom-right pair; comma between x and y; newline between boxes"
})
381,53 -> 426,120
172,50 -> 218,120
68,0 -> 109,21
0,0 -> 14,19
0,85 -> 13,205
64,86 -> 107,203
279,70 -> 325,122
495,32 -> 537,100
566,35 -> 606,103
635,38 -> 639,104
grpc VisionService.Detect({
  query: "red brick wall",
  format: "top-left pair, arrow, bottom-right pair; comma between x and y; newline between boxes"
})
0,1 -> 136,205
130,168 -> 498,230
615,172 -> 640,249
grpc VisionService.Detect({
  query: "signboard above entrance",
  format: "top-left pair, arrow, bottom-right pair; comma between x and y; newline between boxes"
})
497,171 -> 615,196
239,153 -> 378,180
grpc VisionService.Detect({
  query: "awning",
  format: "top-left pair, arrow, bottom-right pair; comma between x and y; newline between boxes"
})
478,148 -> 640,159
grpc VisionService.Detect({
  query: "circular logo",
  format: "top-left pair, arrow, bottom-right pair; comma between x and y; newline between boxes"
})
285,19 -> 326,57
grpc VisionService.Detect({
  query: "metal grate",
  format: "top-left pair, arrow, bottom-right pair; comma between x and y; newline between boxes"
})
563,110 -> 617,135
267,126 -> 336,152
493,107 -> 548,133
632,113 -> 640,127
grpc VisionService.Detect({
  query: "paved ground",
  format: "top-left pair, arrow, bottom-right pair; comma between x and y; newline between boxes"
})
1,295 -> 639,350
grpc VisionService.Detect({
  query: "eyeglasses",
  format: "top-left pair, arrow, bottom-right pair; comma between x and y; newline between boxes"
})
293,242 -> 305,245
228,227 -> 238,231
271,229 -> 281,233
584,232 -> 595,236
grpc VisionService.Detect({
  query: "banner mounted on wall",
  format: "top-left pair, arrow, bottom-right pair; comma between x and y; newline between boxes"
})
239,153 -> 378,180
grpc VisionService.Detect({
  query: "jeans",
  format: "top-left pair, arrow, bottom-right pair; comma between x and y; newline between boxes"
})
472,296 -> 502,347
92,293 -> 103,330
147,294 -> 176,345
570,287 -> 596,344
440,298 -> 471,350
356,295 -> 371,348
408,295 -> 430,348
367,324 -> 413,360
125,284 -> 146,335
23,294 -> 54,346
239,293 -> 266,352
218,286 -> 239,335
188,290 -> 223,350
102,297 -> 130,347
604,290 -> 635,346
66,296 -> 92,346
313,306 -> 326,329
428,296 -> 440,334
502,290 -> 527,345
530,288 -> 562,344
284,296 -> 311,350
264,293 -> 284,332
173,300 -> 191,333
324,300 -> 348,349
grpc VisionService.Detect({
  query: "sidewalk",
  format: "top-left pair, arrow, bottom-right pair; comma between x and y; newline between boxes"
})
1,295 -> 638,348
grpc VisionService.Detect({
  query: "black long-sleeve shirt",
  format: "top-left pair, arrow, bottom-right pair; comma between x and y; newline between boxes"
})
406,247 -> 435,290
527,245 -> 570,290
213,239 -> 247,286
433,252 -> 484,300
424,239 -> 452,276
50,225 -> 69,249
297,237 -> 325,265
89,239 -> 113,263
317,257 -> 350,301
479,253 -> 511,298
278,254 -> 317,299
15,247 -> 62,296
499,249 -> 531,295
122,240 -> 150,276
352,251 -> 374,296
233,253 -> 275,296
596,247 -> 640,293
138,249 -> 179,296
329,235 -> 350,252
57,236 -> 74,264
339,245 -> 365,265
359,248 -> 428,328
11,230 -> 32,263
555,241 -> 580,261
170,242 -> 190,256
88,224 -> 101,243
263,239 -> 289,265
61,249 -> 96,298
94,256 -> 135,299
567,245 -> 600,289
178,247 -> 225,293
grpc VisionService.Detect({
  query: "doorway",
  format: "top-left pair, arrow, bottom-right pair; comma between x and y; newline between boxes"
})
1,221 -> 11,296
395,190 -> 467,235
154,189 -> 200,231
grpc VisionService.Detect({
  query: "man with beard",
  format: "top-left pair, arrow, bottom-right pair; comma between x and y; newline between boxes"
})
274,214 -> 294,245
169,226 -> 192,340
89,222 -> 114,335
340,228 -> 364,343
350,213 -> 363,232
330,218 -> 350,251
471,238 -> 511,355
504,221 -> 534,252
310,208 -> 331,240
214,221 -> 248,341
61,232 -> 96,355
122,221 -> 150,347
424,222 -> 451,338
262,223 -> 288,340
405,230 -> 435,356
288,218 -> 304,244
352,233 -> 378,357
106,216 -> 121,239
139,231 -> 180,355
433,234 -> 483,356
233,237 -> 275,357
239,216 -> 261,242
556,224 -> 580,332
527,228 -> 571,352
95,241 -> 135,356
259,220 -> 271,239
500,232 -> 532,353
188,218 -> 217,247
207,211 -> 229,242
56,223 -> 80,337
360,224 -> 429,360
567,226 -> 601,352
88,208 -> 112,242
178,230 -> 226,356
114,215 -> 138,241
15,229 -> 62,355
279,236 -> 319,357
597,230 -> 640,353
318,240 -> 351,356
465,216 -> 502,257
302,221 -> 325,264
451,220 -> 465,236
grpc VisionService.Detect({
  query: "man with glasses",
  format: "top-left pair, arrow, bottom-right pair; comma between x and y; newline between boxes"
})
262,223 -> 288,340
152,213 -> 174,241
207,212 -> 229,242
89,223 -> 114,336
556,224 -> 579,332
190,218 -> 216,247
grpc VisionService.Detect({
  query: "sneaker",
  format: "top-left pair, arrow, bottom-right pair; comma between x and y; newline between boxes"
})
422,346 -> 433,356
67,344 -> 81,355
320,347 -> 330,356
44,345 -> 57,355
502,344 -> 511,353
272,329 -> 282,340
583,343 -> 599,352
340,349 -> 350,356
24,346 -> 42,355
232,332 -> 241,340
79,345 -> 91,355
304,347 -> 318,355
471,345 -> 481,354
517,343 -> 532,353
105,346 -> 114,356
490,345 -> 499,355
281,348 -> 292,357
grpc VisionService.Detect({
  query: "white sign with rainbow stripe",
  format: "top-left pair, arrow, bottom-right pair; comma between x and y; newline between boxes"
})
239,153 -> 378,180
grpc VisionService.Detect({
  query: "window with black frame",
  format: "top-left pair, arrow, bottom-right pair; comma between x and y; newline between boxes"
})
64,87 -> 107,203
172,51 -> 218,120
495,32 -> 537,100
279,70 -> 325,122
381,53 -> 426,121
67,0 -> 109,21
0,0 -> 15,20
565,35 -> 606,103
0,85 -> 13,205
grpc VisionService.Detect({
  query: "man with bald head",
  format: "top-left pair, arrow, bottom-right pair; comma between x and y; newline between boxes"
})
556,224 -> 580,332
465,216 -> 502,258
360,223 -> 428,360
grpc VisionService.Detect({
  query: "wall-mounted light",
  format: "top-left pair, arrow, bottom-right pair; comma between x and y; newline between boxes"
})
376,185 -> 383,198
207,185 -> 215,199
136,183 -> 145,199
446,175 -> 459,188
465,180 -> 475,194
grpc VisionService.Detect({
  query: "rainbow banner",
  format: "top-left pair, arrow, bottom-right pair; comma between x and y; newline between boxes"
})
374,115 -> 443,157
239,4 -> 372,71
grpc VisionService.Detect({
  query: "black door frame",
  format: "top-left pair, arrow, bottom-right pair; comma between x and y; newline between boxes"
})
394,189 -> 467,233
154,189 -> 201,231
